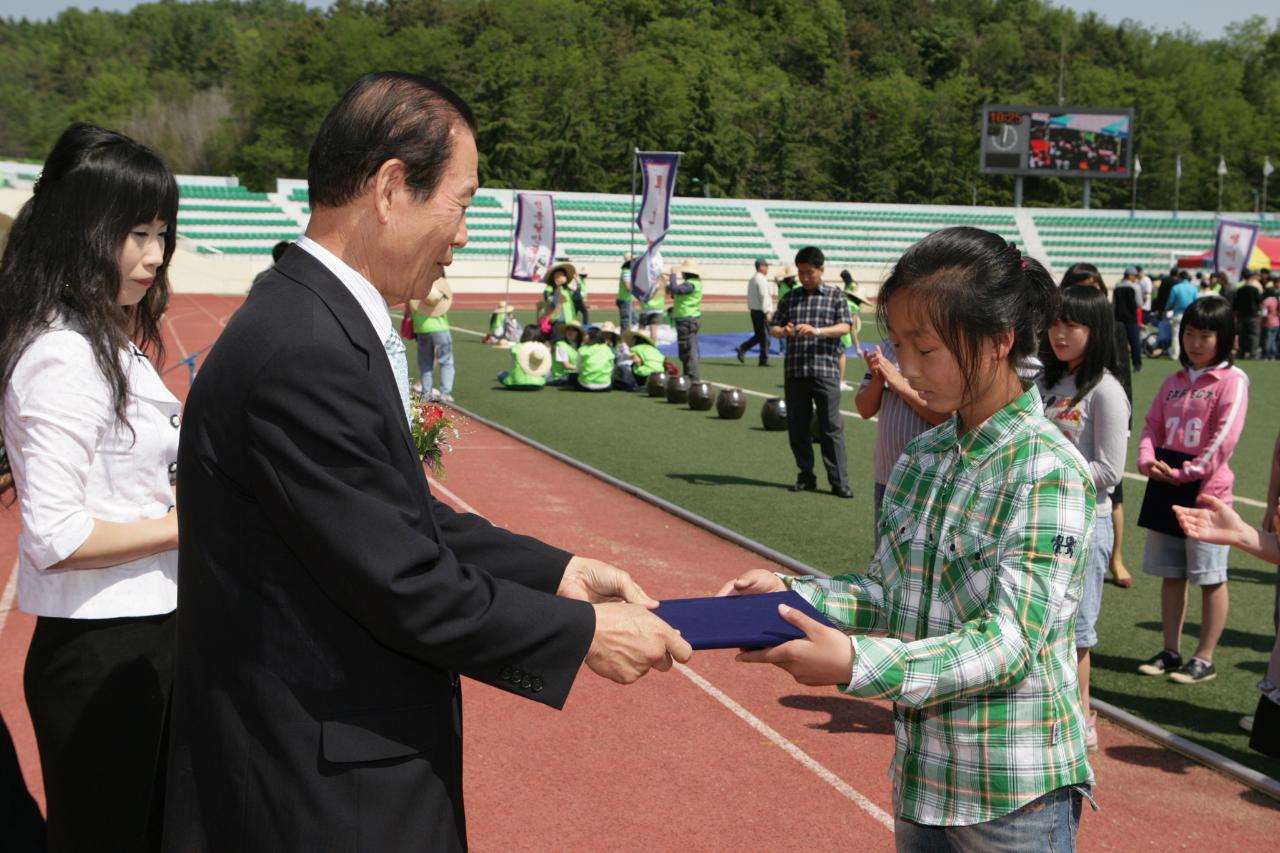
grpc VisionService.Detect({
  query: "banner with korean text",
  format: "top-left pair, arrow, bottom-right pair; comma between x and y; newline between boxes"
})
1212,220 -> 1260,283
630,152 -> 680,301
509,192 -> 556,282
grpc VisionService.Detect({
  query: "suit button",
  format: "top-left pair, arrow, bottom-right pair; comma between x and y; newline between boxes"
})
500,667 -> 512,681
168,462 -> 178,474
531,677 -> 543,693
521,676 -> 532,690
170,414 -> 181,428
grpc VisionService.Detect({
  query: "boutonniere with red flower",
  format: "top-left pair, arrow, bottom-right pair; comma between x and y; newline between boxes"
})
409,392 -> 460,479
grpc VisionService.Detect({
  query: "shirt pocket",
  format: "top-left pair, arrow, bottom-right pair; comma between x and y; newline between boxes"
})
875,503 -> 916,589
938,526 -> 998,624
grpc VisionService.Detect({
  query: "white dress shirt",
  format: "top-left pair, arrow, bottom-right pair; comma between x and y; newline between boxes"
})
4,319 -> 180,618
747,271 -> 773,314
295,236 -> 395,353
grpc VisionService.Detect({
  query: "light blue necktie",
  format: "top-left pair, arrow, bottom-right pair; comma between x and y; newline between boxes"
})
383,329 -> 411,424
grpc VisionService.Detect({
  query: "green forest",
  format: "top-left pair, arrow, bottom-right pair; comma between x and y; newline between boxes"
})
1,0 -> 1277,211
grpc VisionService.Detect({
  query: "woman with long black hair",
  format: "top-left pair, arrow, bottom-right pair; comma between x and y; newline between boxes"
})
0,123 -> 180,851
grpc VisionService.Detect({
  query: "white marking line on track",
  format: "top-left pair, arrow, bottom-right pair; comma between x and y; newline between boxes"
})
675,663 -> 895,832
0,558 -> 19,636
425,465 -> 894,833
450,322 -> 1275,508
425,475 -> 483,516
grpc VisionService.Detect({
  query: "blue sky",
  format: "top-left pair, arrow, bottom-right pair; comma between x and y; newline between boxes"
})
0,0 -> 1274,41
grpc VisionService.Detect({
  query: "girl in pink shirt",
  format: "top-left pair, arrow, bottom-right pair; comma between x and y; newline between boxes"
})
1136,296 -> 1249,685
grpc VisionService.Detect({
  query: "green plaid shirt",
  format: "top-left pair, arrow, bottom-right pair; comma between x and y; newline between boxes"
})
787,386 -> 1095,826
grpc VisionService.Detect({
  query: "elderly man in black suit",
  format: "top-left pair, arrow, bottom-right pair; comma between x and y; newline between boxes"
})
164,72 -> 691,852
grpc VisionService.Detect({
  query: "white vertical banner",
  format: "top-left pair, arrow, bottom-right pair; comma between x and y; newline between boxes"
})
630,151 -> 681,301
509,192 -> 556,282
1175,155 -> 1182,180
1217,156 -> 1228,176
1133,156 -> 1142,177
1213,220 -> 1260,282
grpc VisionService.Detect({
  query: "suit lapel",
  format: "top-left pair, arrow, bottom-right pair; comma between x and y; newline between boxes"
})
273,248 -> 425,482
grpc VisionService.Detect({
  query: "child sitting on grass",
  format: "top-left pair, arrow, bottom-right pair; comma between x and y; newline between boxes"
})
497,326 -> 549,391
575,328 -> 615,392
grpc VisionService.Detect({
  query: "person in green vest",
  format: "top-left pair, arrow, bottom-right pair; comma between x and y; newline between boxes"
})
548,321 -> 584,386
617,328 -> 666,391
668,258 -> 704,379
837,269 -> 866,391
576,327 -> 616,392
481,301 -> 517,344
538,261 -> 578,327
571,264 -> 590,325
617,253 -> 636,330
637,269 -> 666,344
409,276 -> 454,402
776,264 -> 798,303
497,326 -> 550,390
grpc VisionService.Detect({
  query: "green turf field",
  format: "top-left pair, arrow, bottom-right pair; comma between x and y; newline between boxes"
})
417,307 -> 1280,777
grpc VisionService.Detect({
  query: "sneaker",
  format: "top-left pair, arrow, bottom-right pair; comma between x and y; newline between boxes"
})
1240,715 -> 1255,733
1085,712 -> 1098,752
788,477 -> 818,493
411,381 -> 424,395
427,389 -> 442,402
1168,658 -> 1216,684
441,393 -> 455,404
1137,649 -> 1182,676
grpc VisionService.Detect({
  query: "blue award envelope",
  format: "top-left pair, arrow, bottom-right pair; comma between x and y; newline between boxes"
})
653,591 -> 838,650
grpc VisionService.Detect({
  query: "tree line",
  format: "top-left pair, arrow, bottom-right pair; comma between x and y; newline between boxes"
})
1,0 -> 1277,212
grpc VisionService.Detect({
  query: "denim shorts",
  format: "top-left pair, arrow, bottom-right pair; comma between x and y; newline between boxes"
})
1075,514 -> 1112,649
894,785 -> 1095,853
1142,529 -> 1229,586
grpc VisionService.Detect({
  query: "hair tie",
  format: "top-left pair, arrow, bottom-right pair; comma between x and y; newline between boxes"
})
1020,258 -> 1028,270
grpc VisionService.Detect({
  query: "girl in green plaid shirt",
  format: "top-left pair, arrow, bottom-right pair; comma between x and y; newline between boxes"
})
722,228 -> 1096,851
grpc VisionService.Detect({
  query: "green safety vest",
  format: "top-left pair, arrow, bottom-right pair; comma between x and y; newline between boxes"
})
577,343 -> 615,386
551,339 -> 580,379
503,342 -> 546,387
672,275 -> 703,319
641,287 -> 664,313
778,279 -> 797,302
617,269 -> 632,301
631,343 -> 665,378
412,309 -> 449,334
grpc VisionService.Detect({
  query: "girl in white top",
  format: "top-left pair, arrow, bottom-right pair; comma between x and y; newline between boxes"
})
0,123 -> 180,851
1038,284 -> 1131,752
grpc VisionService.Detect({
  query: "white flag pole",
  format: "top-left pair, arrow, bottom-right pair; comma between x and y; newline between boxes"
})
1264,157 -> 1273,222
504,190 -> 517,307
1131,156 -> 1140,215
1217,156 -> 1227,215
1174,154 -> 1182,217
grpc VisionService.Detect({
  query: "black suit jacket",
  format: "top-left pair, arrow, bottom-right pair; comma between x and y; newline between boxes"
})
163,247 -> 595,851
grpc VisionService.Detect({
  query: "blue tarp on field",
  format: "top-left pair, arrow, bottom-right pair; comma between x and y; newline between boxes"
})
653,331 -> 874,359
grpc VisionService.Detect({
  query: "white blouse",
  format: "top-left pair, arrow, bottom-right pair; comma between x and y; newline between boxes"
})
3,321 -> 180,618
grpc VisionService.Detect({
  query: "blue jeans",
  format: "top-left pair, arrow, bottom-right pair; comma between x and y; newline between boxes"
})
617,300 -> 638,330
415,331 -> 454,396
894,785 -> 1091,852
1263,326 -> 1279,360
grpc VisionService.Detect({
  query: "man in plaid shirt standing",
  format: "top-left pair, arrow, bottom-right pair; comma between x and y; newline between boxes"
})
770,246 -> 854,498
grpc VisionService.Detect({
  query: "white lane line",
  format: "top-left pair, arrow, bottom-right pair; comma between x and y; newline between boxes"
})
426,469 -> 893,832
675,662 -> 895,831
0,558 -> 19,636
449,322 -> 1274,508
425,474 -> 483,516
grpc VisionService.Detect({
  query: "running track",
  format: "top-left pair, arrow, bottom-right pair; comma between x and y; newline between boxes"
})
1,294 -> 1278,850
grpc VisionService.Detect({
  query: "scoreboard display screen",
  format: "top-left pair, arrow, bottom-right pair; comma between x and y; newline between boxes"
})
981,104 -> 1133,179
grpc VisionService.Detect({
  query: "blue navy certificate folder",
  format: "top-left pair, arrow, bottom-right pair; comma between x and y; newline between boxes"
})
653,591 -> 838,650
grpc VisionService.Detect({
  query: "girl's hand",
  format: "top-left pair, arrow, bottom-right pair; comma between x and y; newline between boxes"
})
736,605 -> 853,687
1174,495 -> 1247,547
715,569 -> 786,597
1147,460 -> 1179,483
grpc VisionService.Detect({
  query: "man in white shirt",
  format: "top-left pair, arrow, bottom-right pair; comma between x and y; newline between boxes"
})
1137,265 -> 1153,312
735,257 -> 773,366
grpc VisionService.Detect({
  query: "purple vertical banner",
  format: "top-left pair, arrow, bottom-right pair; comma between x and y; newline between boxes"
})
1213,220 -> 1260,282
630,152 -> 680,301
510,192 -> 556,282
635,152 -> 680,242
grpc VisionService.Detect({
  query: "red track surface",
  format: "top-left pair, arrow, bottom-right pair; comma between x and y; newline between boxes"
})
2,294 -> 1278,851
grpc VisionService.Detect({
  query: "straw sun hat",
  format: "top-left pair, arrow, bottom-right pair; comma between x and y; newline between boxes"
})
516,341 -> 552,377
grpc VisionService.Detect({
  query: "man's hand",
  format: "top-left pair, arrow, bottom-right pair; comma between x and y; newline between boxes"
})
793,323 -> 818,337
585,603 -> 693,684
735,605 -> 853,687
715,569 -> 787,597
558,556 -> 656,606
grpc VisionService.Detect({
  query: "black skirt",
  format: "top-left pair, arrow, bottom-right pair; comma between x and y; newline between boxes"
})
24,611 -> 175,853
